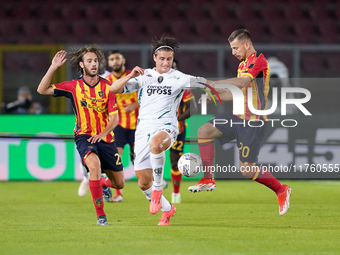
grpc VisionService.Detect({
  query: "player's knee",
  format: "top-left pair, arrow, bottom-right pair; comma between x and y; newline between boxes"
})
198,124 -> 215,138
149,142 -> 163,154
138,179 -> 151,190
115,179 -> 125,189
137,173 -> 152,190
88,168 -> 101,180
239,164 -> 257,179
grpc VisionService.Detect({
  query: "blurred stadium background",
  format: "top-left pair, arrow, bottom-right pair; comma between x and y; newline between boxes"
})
0,0 -> 339,181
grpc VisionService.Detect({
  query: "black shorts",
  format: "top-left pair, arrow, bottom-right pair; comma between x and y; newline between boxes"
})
75,134 -> 123,172
170,130 -> 186,155
208,112 -> 267,164
114,125 -> 135,152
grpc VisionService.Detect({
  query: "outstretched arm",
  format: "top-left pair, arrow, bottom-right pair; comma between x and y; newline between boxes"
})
211,75 -> 251,90
200,75 -> 251,102
110,66 -> 144,93
37,50 -> 67,95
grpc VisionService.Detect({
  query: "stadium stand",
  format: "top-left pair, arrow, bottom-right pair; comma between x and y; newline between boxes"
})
132,4 -> 158,21
317,19 -> 339,44
60,3 -> 84,21
21,20 -> 45,38
184,5 -> 209,22
119,20 -> 146,43
35,4 -> 60,20
46,20 -> 70,43
293,18 -> 317,44
9,3 -> 36,20
267,20 -> 293,43
169,20 -> 195,43
83,4 -> 107,21
195,20 -> 220,43
143,21 -> 168,39
1,0 -> 340,80
209,5 -> 230,22
0,0 -> 338,46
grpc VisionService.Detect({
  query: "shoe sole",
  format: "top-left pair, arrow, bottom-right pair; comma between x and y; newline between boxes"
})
97,222 -> 108,226
112,195 -> 124,202
112,199 -> 124,202
279,186 -> 292,216
188,186 -> 216,193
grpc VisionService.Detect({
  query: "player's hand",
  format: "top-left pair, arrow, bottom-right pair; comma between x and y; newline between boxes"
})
87,134 -> 105,144
198,94 -> 214,104
51,50 -> 67,68
129,66 -> 144,78
123,102 -> 139,113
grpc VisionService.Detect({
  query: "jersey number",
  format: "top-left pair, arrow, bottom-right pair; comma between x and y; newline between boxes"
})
171,141 -> 183,151
238,142 -> 250,158
115,153 -> 122,165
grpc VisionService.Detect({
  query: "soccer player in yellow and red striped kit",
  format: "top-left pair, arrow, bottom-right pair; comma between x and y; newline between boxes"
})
37,45 -> 125,225
189,29 -> 291,216
105,50 -> 139,202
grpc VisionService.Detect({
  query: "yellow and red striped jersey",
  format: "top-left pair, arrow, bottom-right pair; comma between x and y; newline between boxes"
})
178,90 -> 194,134
106,70 -> 139,130
52,77 -> 118,143
236,52 -> 270,121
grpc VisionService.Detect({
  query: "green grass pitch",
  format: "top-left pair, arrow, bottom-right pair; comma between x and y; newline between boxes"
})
1,180 -> 340,255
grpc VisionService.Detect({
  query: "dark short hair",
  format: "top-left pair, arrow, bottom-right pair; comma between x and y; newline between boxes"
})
107,50 -> 123,56
69,44 -> 105,75
228,29 -> 252,43
152,34 -> 179,56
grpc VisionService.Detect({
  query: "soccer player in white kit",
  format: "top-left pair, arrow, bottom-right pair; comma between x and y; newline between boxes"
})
110,35 -> 206,225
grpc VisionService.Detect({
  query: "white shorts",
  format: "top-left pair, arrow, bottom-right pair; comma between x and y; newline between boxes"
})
134,124 -> 178,171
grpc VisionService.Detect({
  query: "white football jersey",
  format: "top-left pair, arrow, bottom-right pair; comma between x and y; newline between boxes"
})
124,68 -> 206,127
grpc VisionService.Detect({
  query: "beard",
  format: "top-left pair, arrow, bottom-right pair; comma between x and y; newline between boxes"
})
112,63 -> 123,72
83,66 -> 98,77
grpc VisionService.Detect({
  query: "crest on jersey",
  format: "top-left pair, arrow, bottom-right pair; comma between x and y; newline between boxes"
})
158,76 -> 164,83
98,91 -> 104,98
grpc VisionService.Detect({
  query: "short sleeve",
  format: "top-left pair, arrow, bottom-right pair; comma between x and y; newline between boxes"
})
123,77 -> 140,93
51,81 -> 75,97
242,54 -> 268,79
108,91 -> 118,115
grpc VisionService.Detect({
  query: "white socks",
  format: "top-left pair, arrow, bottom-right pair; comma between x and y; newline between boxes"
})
161,196 -> 171,211
141,151 -> 171,212
142,186 -> 152,201
150,151 -> 165,191
141,187 -> 171,211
